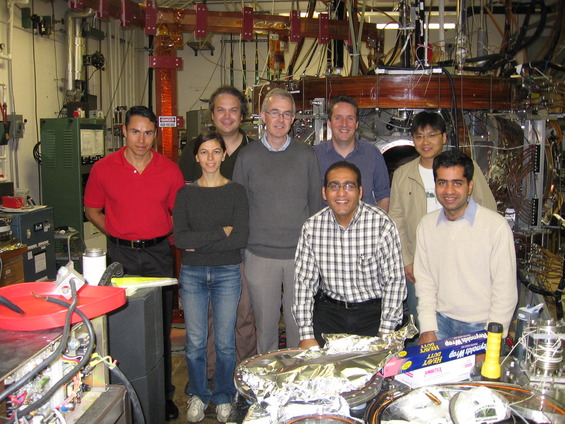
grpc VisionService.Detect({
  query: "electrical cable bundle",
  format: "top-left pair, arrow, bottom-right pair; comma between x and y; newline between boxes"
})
504,145 -> 536,224
0,285 -> 80,406
517,242 -> 565,319
0,281 -> 145,424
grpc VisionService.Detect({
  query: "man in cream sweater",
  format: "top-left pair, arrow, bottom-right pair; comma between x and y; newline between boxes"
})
414,150 -> 517,344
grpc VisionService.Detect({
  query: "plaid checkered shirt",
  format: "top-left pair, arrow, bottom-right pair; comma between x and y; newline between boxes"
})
293,201 -> 407,340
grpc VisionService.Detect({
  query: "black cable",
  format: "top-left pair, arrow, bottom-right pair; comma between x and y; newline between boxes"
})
106,355 -> 146,424
385,33 -> 402,66
148,35 -> 154,110
522,61 -> 565,74
518,0 -> 547,52
463,53 -> 514,63
509,0 -> 536,56
301,41 -> 319,75
32,141 -> 41,164
32,0 -> 41,160
0,284 -> 78,403
440,67 -> 459,150
508,0 -> 546,55
42,308 -> 145,424
2,282 -> 144,423
436,54 -> 518,74
517,269 -> 564,320
55,308 -> 145,424
4,283 -> 92,422
104,30 -> 134,124
9,301 -> 145,424
7,291 -> 95,422
499,0 -> 547,76
98,262 -> 124,286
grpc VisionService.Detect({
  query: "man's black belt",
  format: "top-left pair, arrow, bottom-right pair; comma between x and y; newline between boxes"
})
108,234 -> 170,249
319,291 -> 381,310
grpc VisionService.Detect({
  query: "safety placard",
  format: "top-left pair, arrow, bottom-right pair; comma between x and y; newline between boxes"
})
158,116 -> 178,127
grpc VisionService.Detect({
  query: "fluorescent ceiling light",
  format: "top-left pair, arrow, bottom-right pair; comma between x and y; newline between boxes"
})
376,23 -> 456,29
280,11 -> 457,18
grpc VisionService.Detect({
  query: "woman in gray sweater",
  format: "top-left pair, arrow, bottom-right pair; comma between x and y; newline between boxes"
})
173,131 -> 249,423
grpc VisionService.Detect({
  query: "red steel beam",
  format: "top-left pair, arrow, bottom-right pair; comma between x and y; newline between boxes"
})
67,0 -> 144,25
156,8 -> 378,42
66,0 -> 378,42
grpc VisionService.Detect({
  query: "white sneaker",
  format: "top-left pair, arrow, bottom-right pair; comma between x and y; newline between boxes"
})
186,397 -> 206,422
216,403 -> 231,422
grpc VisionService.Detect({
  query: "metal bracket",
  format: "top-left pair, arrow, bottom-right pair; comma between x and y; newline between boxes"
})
67,0 -> 85,9
145,0 -> 157,35
95,0 -> 109,20
195,4 -> 208,38
242,7 -> 253,40
318,13 -> 329,44
120,0 -> 132,27
149,56 -> 183,69
55,262 -> 86,300
290,10 -> 301,42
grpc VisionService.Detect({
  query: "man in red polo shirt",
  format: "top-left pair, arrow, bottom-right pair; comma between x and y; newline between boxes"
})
84,105 -> 185,421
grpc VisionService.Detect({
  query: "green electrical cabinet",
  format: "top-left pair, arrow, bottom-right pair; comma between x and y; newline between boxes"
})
40,118 -> 106,268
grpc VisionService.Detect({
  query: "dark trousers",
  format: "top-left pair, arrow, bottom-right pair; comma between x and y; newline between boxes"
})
107,239 -> 176,401
313,292 -> 382,347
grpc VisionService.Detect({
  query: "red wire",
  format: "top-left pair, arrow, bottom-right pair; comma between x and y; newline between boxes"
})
0,103 -> 6,124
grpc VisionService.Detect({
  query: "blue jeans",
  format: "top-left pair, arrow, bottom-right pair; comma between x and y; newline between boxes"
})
179,264 -> 241,405
436,312 -> 486,340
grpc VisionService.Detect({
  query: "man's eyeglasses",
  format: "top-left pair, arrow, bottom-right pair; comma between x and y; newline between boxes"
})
413,132 -> 443,141
265,110 -> 294,119
326,182 -> 358,192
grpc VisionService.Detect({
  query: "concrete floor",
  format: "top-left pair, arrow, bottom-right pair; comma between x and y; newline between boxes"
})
169,326 -> 223,424
167,324 -> 248,424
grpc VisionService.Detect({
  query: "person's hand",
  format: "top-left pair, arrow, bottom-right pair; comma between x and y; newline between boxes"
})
298,338 -> 320,349
418,331 -> 438,345
405,263 -> 415,283
223,226 -> 233,236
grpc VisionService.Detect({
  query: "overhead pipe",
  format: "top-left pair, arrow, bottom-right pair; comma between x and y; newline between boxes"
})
438,0 -> 445,53
399,0 -> 411,68
477,0 -> 488,66
0,0 -> 17,61
455,0 -> 468,70
65,8 -> 96,97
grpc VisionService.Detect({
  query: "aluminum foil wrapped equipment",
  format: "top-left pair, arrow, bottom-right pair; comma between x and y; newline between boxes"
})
235,323 -> 418,424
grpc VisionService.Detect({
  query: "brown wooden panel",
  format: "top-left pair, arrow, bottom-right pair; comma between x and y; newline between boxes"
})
252,75 -> 519,113
0,247 -> 26,287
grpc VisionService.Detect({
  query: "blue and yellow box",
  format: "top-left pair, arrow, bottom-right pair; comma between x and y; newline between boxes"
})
380,330 -> 487,377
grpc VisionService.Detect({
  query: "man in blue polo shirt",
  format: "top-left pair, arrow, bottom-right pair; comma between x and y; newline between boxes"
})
315,95 -> 390,211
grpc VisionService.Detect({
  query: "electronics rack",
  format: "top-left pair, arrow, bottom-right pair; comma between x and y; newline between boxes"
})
0,317 -> 129,423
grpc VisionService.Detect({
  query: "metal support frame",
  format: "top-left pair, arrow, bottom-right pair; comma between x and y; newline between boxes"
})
242,7 -> 254,40
520,118 -> 546,230
64,0 -> 383,161
312,98 -> 326,145
290,10 -> 301,42
195,4 -> 208,38
144,0 -> 156,35
318,13 -> 329,44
